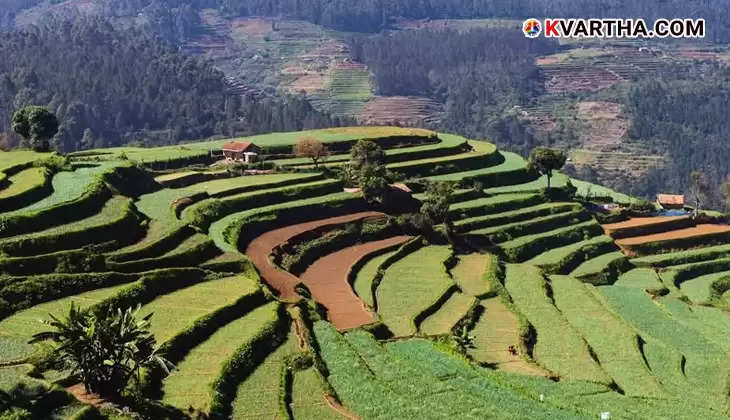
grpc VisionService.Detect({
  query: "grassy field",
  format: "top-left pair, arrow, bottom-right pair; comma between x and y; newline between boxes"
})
419,292 -> 475,336
0,283 -> 132,363
0,167 -> 47,199
376,246 -> 453,337
503,264 -> 610,383
569,251 -> 626,278
614,268 -> 664,289
0,150 -> 51,173
352,250 -> 395,308
550,275 -> 665,397
425,149 -> 522,182
450,253 -> 492,297
162,301 -> 280,412
290,367 -> 342,419
679,270 -> 730,304
138,276 -> 258,344
231,326 -> 299,419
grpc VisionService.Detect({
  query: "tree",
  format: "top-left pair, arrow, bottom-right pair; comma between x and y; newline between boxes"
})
720,177 -> 730,211
11,106 -> 58,152
689,171 -> 711,214
528,147 -> 567,189
359,163 -> 389,204
452,325 -> 476,354
293,136 -> 329,168
349,140 -> 386,170
31,303 -> 172,397
420,182 -> 455,227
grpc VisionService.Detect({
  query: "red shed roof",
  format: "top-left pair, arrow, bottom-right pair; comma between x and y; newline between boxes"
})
656,194 -> 684,206
222,141 -> 256,152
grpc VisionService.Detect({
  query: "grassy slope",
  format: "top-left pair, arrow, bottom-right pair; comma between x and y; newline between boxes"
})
162,301 -> 279,412
450,253 -> 491,297
679,270 -> 730,304
503,264 -> 610,383
0,167 -> 46,199
0,151 -> 51,173
526,235 -> 614,266
419,292 -> 475,336
550,275 -> 665,397
0,283 -> 131,362
377,246 -> 452,337
569,251 -> 626,277
291,367 -> 343,419
353,250 -> 394,308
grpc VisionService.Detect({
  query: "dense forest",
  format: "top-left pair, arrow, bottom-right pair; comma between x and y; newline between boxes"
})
0,18 -> 343,152
625,64 -> 730,207
349,29 -> 553,150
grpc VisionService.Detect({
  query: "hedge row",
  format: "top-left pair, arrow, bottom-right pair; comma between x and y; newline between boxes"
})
262,134 -> 438,156
0,271 -> 140,320
106,238 -> 221,273
448,194 -> 544,220
143,152 -> 212,171
0,180 -> 112,239
385,141 -> 469,165
605,216 -> 694,239
664,257 -> 730,287
461,166 -> 535,189
619,230 -> 730,257
0,248 -> 106,276
107,223 -> 195,263
370,236 -> 425,312
480,253 -> 502,299
573,255 -> 633,286
390,146 -> 501,179
455,203 -> 580,233
479,210 -> 591,244
0,198 -> 144,257
631,243 -> 730,268
536,236 -> 618,275
500,221 -> 604,262
0,167 -> 53,213
208,303 -> 289,419
413,284 -> 460,334
90,268 -> 212,316
224,195 -> 367,252
279,219 -> 394,276
157,171 -> 229,188
710,277 -> 730,302
187,180 -> 343,231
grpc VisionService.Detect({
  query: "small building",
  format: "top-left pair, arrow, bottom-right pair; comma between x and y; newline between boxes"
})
222,141 -> 261,164
656,194 -> 685,209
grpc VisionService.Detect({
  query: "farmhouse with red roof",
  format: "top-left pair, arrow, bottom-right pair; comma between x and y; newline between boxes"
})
656,193 -> 685,209
221,141 -> 261,163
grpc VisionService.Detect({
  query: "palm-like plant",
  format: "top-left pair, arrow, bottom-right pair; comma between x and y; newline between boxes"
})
30,303 -> 173,397
452,326 -> 476,354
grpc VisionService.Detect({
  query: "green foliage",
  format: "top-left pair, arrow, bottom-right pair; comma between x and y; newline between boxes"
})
451,325 -> 476,354
419,182 -> 455,226
31,303 -> 172,397
349,140 -> 386,170
629,199 -> 656,214
11,106 -> 58,152
527,147 -> 567,189
359,163 -> 389,205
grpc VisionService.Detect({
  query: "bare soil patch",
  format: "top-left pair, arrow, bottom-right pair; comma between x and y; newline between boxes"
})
300,236 -> 411,331
603,216 -> 687,231
358,96 -> 444,127
231,18 -> 272,38
245,212 -> 383,301
616,224 -> 730,246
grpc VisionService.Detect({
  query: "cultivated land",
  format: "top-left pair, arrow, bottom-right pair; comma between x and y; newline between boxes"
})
1,126 -> 729,419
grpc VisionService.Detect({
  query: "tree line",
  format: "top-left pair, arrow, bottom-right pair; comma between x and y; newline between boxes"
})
0,18 -> 345,152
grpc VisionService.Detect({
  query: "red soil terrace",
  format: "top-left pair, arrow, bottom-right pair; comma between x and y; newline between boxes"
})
615,224 -> 730,246
245,212 -> 383,301
299,235 -> 411,331
603,216 -> 687,231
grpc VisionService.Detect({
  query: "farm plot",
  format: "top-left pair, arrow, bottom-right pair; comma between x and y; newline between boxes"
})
425,150 -> 528,185
419,291 -> 475,336
614,268 -> 664,289
376,246 -> 453,337
455,202 -> 579,233
602,216 -> 692,239
469,208 -> 589,242
679,271 -> 730,304
0,167 -> 49,207
0,283 -> 132,363
299,236 -> 410,331
243,212 -> 382,301
631,242 -> 730,268
467,298 -> 545,376
290,367 -> 343,419
0,150 -> 51,174
450,253 -> 492,297
162,301 -> 280,413
615,224 -> 730,248
231,325 -> 300,419
596,286 -> 730,410
503,264 -> 610,383
352,250 -> 395,308
549,275 -> 665,397
449,193 -> 543,221
499,220 -> 603,262
526,235 -> 615,272
569,251 -> 628,283
137,275 -> 259,344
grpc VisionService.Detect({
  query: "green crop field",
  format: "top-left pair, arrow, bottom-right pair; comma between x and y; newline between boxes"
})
2,127 -> 729,419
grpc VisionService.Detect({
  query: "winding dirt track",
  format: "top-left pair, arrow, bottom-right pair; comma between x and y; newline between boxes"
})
245,212 -> 383,301
300,236 -> 411,331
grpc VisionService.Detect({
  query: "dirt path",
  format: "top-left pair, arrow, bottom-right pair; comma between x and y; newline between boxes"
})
300,236 -> 411,331
616,224 -> 730,246
469,298 -> 546,376
245,212 -> 383,301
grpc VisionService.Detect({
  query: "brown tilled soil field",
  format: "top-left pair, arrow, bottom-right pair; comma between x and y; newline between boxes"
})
616,224 -> 730,246
603,216 -> 687,231
245,212 -> 383,301
358,96 -> 444,126
299,235 -> 411,330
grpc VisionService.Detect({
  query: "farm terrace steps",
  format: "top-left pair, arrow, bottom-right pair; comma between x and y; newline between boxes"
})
418,291 -> 476,336
614,268 -> 664,289
467,208 -> 589,242
498,220 -> 604,262
351,249 -> 396,308
679,270 -> 730,304
299,235 -> 411,331
602,216 -> 693,239
244,212 -> 384,301
630,242 -> 730,268
615,224 -> 730,248
467,297 -> 546,376
569,251 -> 629,282
454,202 -> 579,233
526,235 -> 616,269
450,253 -> 493,297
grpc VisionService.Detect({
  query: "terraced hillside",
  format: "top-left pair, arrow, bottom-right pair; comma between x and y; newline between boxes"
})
0,126 -> 728,419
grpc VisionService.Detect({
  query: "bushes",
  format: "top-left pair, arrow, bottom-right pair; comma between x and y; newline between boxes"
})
106,238 -> 220,273
0,180 -> 112,238
666,257 -> 730,287
500,221 -> 604,262
0,197 -> 144,257
188,180 -> 343,231
0,248 -> 106,276
208,303 -> 289,419
107,224 -> 194,263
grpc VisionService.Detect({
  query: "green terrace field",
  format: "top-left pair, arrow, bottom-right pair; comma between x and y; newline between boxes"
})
1,127 -> 729,419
